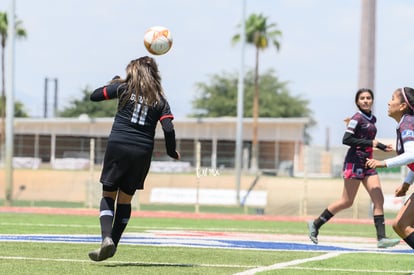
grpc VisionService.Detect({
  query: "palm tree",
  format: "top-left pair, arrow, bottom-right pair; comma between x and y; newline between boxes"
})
232,13 -> 282,172
0,11 -> 27,159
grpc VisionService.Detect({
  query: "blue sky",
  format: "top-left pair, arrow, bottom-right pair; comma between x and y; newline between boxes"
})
1,0 -> 414,146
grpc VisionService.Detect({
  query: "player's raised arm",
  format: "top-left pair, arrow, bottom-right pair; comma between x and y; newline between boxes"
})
90,83 -> 121,101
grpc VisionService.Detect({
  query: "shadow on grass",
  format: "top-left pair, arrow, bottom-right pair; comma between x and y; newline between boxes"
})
104,262 -> 196,268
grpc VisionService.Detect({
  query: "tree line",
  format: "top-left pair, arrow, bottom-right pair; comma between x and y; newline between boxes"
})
1,12 -> 314,142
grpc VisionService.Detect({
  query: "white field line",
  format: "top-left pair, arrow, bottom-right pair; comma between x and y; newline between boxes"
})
0,222 -> 96,228
286,266 -> 414,274
233,252 -> 345,275
0,222 -> 379,244
0,221 -> 377,239
0,222 -> 280,233
0,256 -> 257,268
0,230 -> 408,252
1,255 -> 413,274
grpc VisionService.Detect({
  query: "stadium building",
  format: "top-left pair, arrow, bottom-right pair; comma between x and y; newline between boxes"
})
9,116 -> 315,175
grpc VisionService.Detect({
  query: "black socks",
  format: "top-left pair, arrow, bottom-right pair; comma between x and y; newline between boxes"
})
99,197 -> 132,247
373,215 -> 386,241
111,203 -> 132,246
99,197 -> 115,239
314,209 -> 334,229
403,232 -> 414,249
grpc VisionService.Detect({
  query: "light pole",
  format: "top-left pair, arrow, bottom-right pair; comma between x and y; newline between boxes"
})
44,77 -> 58,118
358,0 -> 376,92
235,0 -> 246,204
5,0 -> 15,206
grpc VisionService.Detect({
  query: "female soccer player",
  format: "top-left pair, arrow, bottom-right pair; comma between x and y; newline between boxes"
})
308,88 -> 400,248
366,87 -> 414,249
88,56 -> 180,261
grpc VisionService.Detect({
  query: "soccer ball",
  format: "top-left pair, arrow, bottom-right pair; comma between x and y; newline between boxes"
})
143,26 -> 173,55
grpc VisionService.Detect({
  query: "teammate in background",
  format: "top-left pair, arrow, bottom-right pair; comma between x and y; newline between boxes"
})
366,87 -> 414,250
308,88 -> 400,248
88,56 -> 180,261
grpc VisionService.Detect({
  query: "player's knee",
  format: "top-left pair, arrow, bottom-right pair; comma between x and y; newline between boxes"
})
342,200 -> 354,209
392,218 -> 407,235
392,220 -> 400,233
117,190 -> 134,204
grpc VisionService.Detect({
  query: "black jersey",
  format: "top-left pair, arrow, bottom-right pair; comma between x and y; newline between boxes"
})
396,114 -> 414,171
343,111 -> 377,164
91,82 -> 177,155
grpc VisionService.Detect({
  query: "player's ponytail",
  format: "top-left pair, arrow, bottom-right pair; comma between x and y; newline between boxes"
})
119,57 -> 166,109
400,87 -> 414,115
135,56 -> 165,105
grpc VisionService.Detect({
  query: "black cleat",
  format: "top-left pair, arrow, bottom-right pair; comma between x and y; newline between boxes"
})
88,237 -> 116,261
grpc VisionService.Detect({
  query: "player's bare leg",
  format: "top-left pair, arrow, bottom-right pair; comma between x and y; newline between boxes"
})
393,194 -> 414,249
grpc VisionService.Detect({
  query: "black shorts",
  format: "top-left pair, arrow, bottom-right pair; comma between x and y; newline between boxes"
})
100,141 -> 152,195
342,161 -> 377,180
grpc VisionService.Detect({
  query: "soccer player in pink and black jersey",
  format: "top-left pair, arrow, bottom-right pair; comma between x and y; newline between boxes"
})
308,88 -> 400,248
367,87 -> 414,250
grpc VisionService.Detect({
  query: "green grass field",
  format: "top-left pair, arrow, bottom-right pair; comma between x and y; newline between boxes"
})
0,210 -> 413,275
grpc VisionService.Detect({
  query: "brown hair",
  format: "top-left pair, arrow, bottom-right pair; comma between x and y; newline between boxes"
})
398,87 -> 414,115
355,88 -> 374,110
112,56 -> 165,109
344,88 -> 374,125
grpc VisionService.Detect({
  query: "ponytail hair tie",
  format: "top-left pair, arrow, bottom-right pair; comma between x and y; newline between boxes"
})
402,87 -> 414,111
